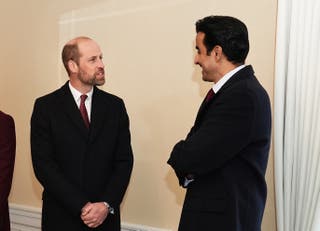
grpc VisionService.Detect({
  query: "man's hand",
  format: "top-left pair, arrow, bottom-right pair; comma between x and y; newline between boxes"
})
81,202 -> 108,228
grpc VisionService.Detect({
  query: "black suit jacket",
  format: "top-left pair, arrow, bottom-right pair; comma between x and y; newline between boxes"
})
31,82 -> 133,231
168,66 -> 271,231
0,111 -> 16,231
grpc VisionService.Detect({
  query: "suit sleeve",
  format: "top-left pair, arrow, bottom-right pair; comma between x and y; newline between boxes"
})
31,99 -> 88,216
99,99 -> 133,208
0,115 -> 16,208
168,90 -> 255,178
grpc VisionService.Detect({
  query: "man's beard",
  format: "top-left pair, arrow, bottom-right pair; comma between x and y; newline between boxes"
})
78,68 -> 105,86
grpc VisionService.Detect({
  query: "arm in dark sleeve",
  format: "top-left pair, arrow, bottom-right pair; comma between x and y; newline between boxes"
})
168,91 -> 255,178
0,115 -> 16,208
31,99 -> 88,216
99,99 -> 133,208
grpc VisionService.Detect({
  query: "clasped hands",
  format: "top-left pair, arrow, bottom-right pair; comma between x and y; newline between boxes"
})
81,202 -> 109,228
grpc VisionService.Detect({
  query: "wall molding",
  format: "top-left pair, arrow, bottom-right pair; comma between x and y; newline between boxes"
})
9,203 -> 171,231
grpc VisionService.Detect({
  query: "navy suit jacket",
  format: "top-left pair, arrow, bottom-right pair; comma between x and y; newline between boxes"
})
168,66 -> 271,231
31,82 -> 133,231
0,111 -> 16,231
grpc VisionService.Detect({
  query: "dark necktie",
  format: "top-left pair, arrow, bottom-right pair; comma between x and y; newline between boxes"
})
80,94 -> 90,128
205,88 -> 215,103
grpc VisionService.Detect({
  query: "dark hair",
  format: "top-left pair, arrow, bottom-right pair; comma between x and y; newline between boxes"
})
195,16 -> 249,64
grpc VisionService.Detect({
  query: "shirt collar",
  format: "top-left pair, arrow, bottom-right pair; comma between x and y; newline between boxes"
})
212,64 -> 245,93
68,82 -> 94,103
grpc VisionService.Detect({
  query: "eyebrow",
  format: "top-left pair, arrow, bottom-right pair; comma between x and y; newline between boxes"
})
88,54 -> 103,59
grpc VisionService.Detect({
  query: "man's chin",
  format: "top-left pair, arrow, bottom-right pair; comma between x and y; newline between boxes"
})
202,74 -> 214,82
202,76 -> 209,82
95,79 -> 105,86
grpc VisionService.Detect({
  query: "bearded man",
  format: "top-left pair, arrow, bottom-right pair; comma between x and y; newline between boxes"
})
31,36 -> 133,231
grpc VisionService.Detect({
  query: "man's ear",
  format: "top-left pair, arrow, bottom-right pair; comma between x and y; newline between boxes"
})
212,45 -> 223,60
68,60 -> 78,74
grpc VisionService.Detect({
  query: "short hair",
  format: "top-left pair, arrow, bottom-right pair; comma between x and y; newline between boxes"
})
195,16 -> 249,64
61,36 -> 91,76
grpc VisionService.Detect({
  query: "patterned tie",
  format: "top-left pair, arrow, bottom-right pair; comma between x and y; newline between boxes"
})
80,94 -> 90,128
205,88 -> 215,103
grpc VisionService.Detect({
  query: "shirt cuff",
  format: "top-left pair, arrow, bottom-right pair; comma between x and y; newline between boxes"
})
183,177 -> 194,187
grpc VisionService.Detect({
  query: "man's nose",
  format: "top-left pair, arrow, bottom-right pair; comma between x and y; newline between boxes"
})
194,55 -> 199,65
98,59 -> 105,68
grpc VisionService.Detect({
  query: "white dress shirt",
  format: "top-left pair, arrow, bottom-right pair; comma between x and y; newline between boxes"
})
68,82 -> 93,121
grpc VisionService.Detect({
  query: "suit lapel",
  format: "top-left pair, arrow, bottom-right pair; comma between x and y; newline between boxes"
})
194,92 -> 217,125
58,82 -> 89,137
194,65 -> 254,126
89,87 -> 110,143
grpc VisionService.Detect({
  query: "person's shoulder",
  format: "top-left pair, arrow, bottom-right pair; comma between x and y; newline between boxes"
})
34,84 -> 67,104
0,111 -> 13,121
94,87 -> 124,104
0,111 -> 14,127
232,66 -> 266,91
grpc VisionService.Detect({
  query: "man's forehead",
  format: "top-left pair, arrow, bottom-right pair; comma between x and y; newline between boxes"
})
195,32 -> 206,47
78,40 -> 102,57
196,32 -> 205,41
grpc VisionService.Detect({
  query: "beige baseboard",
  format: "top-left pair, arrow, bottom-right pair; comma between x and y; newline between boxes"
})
9,203 -> 171,231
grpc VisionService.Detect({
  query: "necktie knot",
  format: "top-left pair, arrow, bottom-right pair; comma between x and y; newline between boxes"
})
80,94 -> 90,128
80,94 -> 88,102
205,88 -> 215,102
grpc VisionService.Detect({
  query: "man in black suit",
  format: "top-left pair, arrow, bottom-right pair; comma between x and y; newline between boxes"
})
0,111 -> 16,231
31,36 -> 133,230
167,16 -> 271,231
